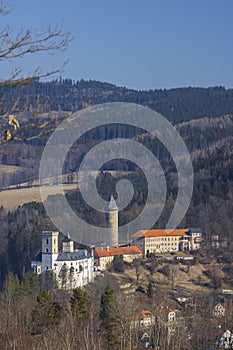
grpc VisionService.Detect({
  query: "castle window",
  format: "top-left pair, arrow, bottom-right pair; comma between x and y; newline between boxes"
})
46,239 -> 49,244
46,248 -> 48,253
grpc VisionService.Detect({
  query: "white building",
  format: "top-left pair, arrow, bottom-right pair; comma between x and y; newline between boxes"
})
131,228 -> 202,257
213,303 -> 226,318
31,231 -> 94,289
133,310 -> 155,328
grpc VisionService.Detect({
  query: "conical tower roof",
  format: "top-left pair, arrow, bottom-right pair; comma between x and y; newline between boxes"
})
108,195 -> 118,211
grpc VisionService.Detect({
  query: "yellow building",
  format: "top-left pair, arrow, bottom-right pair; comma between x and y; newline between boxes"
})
131,228 -> 202,257
94,246 -> 142,271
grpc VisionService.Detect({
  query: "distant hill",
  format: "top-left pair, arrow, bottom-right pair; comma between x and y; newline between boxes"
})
1,80 -> 233,291
1,79 -> 233,124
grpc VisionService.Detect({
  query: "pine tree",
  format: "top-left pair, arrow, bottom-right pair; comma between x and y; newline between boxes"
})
112,254 -> 125,272
59,263 -> 68,289
32,290 -> 58,334
71,287 -> 89,322
100,285 -> 120,349
147,281 -> 153,298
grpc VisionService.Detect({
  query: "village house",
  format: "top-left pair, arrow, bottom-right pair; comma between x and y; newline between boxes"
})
213,303 -> 226,318
31,231 -> 94,289
157,306 -> 177,323
131,228 -> 202,257
133,310 -> 155,328
94,246 -> 142,271
218,329 -> 233,349
156,306 -> 179,343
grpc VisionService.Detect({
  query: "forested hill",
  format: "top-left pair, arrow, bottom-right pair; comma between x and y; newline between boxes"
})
2,79 -> 233,123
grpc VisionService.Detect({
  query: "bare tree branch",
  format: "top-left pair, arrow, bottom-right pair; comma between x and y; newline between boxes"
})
0,1 -> 72,145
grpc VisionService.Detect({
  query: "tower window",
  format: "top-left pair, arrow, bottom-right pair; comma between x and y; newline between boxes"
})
46,248 -> 48,253
46,239 -> 49,244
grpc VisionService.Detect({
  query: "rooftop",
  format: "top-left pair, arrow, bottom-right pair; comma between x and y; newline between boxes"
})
132,229 -> 189,238
94,246 -> 142,258
108,195 -> 118,211
57,250 -> 91,261
135,310 -> 154,321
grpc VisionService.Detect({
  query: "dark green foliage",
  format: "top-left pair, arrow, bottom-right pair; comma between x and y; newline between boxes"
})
158,264 -> 170,278
71,287 -> 90,322
59,263 -> 68,289
43,270 -> 58,292
147,281 -> 153,298
1,80 -> 233,296
1,80 -> 233,124
112,254 -> 125,273
100,285 -> 120,349
32,290 -> 58,334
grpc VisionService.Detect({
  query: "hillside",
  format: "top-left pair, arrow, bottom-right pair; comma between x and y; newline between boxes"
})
2,80 -> 233,124
0,80 -> 233,290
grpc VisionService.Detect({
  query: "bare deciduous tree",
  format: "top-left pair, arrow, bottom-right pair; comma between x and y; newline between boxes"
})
0,1 -> 72,145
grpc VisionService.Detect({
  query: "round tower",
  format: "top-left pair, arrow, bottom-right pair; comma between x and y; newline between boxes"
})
107,195 -> 119,247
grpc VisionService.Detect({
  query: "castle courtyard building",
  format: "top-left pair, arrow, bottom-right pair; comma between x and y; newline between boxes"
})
131,228 -> 202,257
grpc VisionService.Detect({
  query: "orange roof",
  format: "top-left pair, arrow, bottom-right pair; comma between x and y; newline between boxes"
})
135,310 -> 154,320
132,229 -> 188,238
94,246 -> 142,258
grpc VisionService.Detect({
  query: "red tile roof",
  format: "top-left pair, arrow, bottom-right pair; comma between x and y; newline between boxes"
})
135,310 -> 154,320
94,246 -> 142,258
132,229 -> 188,238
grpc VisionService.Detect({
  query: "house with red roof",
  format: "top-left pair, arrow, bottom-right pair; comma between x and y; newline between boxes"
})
94,245 -> 142,271
157,306 -> 177,323
133,310 -> 155,328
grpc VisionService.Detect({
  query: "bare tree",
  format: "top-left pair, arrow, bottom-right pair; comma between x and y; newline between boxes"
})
0,1 -> 72,145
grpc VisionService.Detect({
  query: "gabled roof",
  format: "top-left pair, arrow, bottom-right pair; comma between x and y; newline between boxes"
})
94,246 -> 142,258
132,229 -> 189,238
135,310 -> 154,321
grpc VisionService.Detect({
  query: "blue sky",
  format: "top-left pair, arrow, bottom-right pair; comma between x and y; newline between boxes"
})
1,0 -> 233,90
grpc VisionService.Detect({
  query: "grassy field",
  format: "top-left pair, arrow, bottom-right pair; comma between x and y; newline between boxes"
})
0,164 -> 24,174
0,184 -> 77,210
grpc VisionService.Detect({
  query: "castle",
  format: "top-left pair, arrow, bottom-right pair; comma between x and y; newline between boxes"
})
31,196 -> 202,288
31,196 -> 120,288
31,231 -> 94,289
